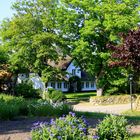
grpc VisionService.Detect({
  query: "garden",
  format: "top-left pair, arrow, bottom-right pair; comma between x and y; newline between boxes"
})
0,92 -> 140,140
1,0 -> 140,139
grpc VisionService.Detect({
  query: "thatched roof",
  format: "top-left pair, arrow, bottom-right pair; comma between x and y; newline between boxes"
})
47,56 -> 72,70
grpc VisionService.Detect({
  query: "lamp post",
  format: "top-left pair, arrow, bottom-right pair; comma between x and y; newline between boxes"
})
128,74 -> 133,111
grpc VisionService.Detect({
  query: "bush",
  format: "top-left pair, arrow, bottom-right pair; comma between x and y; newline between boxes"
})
0,94 -> 72,120
0,94 -> 27,120
44,89 -> 65,103
96,115 -> 130,140
28,100 -> 72,117
14,81 -> 41,98
31,112 -> 94,140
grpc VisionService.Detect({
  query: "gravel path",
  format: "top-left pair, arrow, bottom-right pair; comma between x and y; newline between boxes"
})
73,102 -> 133,114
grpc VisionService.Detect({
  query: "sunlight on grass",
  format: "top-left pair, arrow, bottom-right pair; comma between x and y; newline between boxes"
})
130,134 -> 140,140
122,110 -> 140,116
65,92 -> 96,99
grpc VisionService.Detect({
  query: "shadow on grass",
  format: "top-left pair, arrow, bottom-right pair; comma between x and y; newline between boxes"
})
74,111 -> 140,125
130,134 -> 140,140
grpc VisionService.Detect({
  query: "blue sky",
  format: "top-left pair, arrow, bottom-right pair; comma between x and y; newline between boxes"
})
0,0 -> 16,21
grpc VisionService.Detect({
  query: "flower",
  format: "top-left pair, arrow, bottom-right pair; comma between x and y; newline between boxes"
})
93,135 -> 99,139
57,136 -> 62,140
50,118 -> 55,125
69,112 -> 75,117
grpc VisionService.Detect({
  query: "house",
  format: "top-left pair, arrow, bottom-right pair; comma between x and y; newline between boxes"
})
17,57 -> 96,92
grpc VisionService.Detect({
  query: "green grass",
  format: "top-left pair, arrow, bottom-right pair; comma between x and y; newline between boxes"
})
130,134 -> 140,140
65,92 -> 96,99
75,111 -> 107,119
122,110 -> 140,116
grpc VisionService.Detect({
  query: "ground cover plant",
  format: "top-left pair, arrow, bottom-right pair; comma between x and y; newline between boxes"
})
43,88 -> 65,103
0,94 -> 72,120
31,112 -> 94,140
96,115 -> 130,140
31,113 -> 131,140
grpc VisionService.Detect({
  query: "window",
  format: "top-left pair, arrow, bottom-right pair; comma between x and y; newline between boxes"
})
72,69 -> 76,76
77,69 -> 81,73
57,82 -> 61,89
64,82 -> 68,89
81,82 -> 84,88
51,82 -> 55,88
91,82 -> 94,88
86,82 -> 89,88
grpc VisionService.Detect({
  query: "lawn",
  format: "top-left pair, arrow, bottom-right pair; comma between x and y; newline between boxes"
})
122,110 -> 140,116
130,134 -> 140,140
65,92 -> 96,101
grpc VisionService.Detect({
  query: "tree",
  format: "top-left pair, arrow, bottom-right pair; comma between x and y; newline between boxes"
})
0,0 -> 64,80
56,0 -> 140,95
0,45 -> 12,92
108,28 -> 140,92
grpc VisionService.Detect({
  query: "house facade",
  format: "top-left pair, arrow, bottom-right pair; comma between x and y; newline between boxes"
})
17,58 -> 96,92
47,59 -> 96,92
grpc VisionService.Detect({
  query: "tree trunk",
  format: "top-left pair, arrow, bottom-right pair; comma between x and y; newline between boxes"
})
96,88 -> 103,96
95,69 -> 105,96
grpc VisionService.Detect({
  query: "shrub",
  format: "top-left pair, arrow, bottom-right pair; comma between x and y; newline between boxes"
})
14,81 -> 41,98
31,112 -> 94,140
28,100 -> 72,117
0,94 -> 72,120
96,115 -> 130,140
0,95 -> 26,120
44,89 -> 65,103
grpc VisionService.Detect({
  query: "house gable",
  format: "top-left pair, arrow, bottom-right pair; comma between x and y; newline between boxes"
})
66,60 -> 81,79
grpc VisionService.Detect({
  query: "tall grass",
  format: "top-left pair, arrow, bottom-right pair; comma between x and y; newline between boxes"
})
0,94 -> 72,120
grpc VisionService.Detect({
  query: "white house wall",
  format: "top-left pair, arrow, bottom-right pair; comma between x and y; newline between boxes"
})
47,81 -> 68,92
17,73 -> 45,91
81,81 -> 96,91
66,61 -> 81,78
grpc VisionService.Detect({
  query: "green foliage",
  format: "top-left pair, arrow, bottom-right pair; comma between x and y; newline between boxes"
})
96,115 -> 129,140
0,0 -> 64,76
1,0 -> 140,95
96,115 -> 130,140
0,45 -> 9,65
31,112 -> 93,140
14,81 -> 41,98
0,94 -> 28,120
44,89 -> 65,103
0,94 -> 72,120
56,0 -> 140,95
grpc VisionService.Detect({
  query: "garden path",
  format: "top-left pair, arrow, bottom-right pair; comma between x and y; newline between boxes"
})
73,102 -> 133,114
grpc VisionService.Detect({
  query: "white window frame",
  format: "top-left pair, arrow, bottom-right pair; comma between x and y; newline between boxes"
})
72,69 -> 76,76
86,82 -> 89,88
51,82 -> 55,88
91,82 -> 94,88
57,82 -> 62,89
64,82 -> 68,89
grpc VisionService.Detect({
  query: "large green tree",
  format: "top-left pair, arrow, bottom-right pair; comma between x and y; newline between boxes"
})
0,0 -> 64,80
56,0 -> 140,95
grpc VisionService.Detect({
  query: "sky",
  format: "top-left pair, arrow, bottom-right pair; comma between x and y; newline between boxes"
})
0,0 -> 16,22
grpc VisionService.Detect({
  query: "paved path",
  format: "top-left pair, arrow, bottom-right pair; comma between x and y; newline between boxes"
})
73,102 -> 133,114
